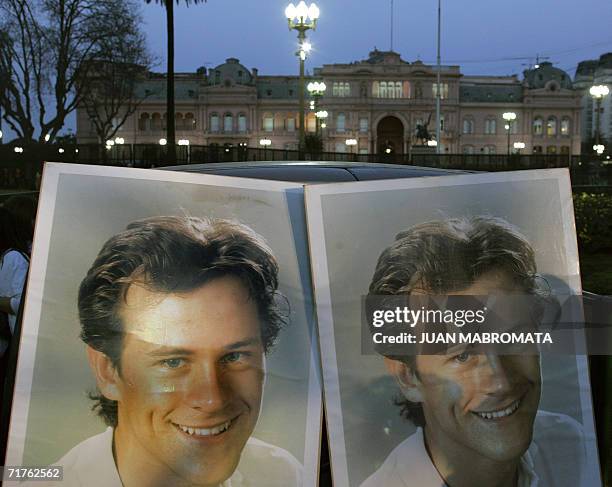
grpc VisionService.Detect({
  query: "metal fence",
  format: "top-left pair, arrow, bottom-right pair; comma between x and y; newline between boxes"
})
1,143 -> 611,189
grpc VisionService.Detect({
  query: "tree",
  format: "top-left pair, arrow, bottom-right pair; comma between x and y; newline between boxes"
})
78,25 -> 153,144
0,0 -> 150,143
145,0 -> 206,161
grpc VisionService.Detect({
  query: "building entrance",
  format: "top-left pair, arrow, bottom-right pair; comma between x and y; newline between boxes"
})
376,116 -> 405,155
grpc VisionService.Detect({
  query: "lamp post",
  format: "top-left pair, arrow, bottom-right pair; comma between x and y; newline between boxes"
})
503,112 -> 517,156
513,141 -> 525,154
285,2 -> 319,154
590,84 -> 609,152
307,81 -> 326,136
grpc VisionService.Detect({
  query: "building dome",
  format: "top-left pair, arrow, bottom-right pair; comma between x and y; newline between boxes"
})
209,58 -> 253,86
523,62 -> 572,90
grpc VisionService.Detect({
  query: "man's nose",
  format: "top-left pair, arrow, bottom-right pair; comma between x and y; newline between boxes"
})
478,355 -> 514,395
185,363 -> 229,411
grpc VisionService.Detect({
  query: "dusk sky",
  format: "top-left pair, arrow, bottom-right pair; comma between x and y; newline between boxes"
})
141,0 -> 612,77
4,0 -> 612,140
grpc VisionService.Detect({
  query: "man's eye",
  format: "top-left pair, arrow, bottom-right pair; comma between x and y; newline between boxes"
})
221,352 -> 247,364
161,358 -> 184,369
454,352 -> 471,363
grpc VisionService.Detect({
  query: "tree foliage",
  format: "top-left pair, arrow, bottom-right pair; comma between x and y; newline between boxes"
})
0,0 -> 151,143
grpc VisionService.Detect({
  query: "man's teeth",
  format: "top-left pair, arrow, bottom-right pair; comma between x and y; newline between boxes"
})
475,399 -> 521,420
178,421 -> 231,436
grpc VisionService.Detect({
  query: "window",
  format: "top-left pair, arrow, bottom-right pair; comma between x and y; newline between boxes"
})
483,145 -> 496,154
335,142 -> 347,153
152,113 -> 162,131
546,145 -> 557,154
359,117 -> 369,133
332,82 -> 351,97
462,118 -> 474,134
263,114 -> 273,132
432,83 -> 449,100
224,113 -> 233,132
462,145 -> 474,154
185,113 -> 195,131
286,117 -> 296,132
533,117 -> 543,135
373,80 -> 404,98
138,113 -> 150,131
560,146 -> 570,155
336,112 -> 346,133
561,117 -> 571,136
238,114 -> 247,133
210,113 -> 219,133
175,113 -> 185,130
533,145 -> 543,154
307,113 -> 316,133
546,116 -> 557,136
484,117 -> 497,135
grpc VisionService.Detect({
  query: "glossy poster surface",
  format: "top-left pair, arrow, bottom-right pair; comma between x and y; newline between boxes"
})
305,169 -> 601,487
6,163 -> 321,487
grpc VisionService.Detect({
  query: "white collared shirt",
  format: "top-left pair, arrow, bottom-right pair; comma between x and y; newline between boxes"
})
361,411 -> 596,487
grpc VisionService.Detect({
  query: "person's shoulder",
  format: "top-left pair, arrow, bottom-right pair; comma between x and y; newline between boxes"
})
0,249 -> 28,268
361,430 -> 439,487
533,410 -> 584,445
237,437 -> 303,486
56,428 -> 121,487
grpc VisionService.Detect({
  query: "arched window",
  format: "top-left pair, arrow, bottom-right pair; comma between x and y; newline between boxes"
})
185,113 -> 195,131
546,145 -> 557,154
372,81 -> 379,98
307,112 -> 316,133
403,81 -> 411,99
263,113 -> 274,132
561,117 -> 571,136
238,114 -> 247,133
175,112 -> 184,130
395,81 -> 403,98
336,112 -> 346,133
138,113 -> 150,131
462,118 -> 474,134
152,112 -> 162,131
484,117 -> 497,135
546,116 -> 557,136
380,82 -> 388,98
224,113 -> 233,132
343,82 -> 351,97
210,113 -> 219,133
533,117 -> 543,135
483,145 -> 496,154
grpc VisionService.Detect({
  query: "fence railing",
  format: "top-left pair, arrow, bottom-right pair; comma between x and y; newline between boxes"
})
1,143 -> 611,189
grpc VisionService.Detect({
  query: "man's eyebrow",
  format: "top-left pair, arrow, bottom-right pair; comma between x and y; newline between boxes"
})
146,347 -> 195,357
225,337 -> 261,350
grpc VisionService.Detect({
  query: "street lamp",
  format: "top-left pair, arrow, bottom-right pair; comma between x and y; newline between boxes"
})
285,1 -> 319,153
503,112 -> 517,155
593,144 -> 605,155
308,81 -> 326,135
345,138 -> 357,155
513,141 -> 525,154
590,84 -> 609,152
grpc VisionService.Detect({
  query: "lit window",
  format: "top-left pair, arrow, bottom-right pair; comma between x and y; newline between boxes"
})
533,117 -> 543,135
210,113 -> 219,133
380,82 -> 388,98
238,114 -> 247,133
263,115 -> 274,132
332,82 -> 351,97
432,83 -> 449,99
546,116 -> 557,136
561,117 -> 571,136
372,81 -> 379,98
546,145 -> 557,154
287,117 -> 296,132
307,113 -> 316,132
395,81 -> 402,99
337,113 -> 346,133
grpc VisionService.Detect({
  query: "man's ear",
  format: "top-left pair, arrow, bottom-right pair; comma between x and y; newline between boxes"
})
86,346 -> 121,401
384,357 -> 424,403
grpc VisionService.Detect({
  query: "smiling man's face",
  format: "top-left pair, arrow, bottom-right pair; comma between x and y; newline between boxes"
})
111,275 -> 264,486
413,271 -> 541,463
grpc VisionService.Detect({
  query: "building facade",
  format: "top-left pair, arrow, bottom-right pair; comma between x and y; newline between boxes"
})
76,50 -> 582,155
575,53 -> 612,147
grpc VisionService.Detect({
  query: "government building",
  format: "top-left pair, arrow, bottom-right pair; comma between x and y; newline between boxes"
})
76,49 -> 583,155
